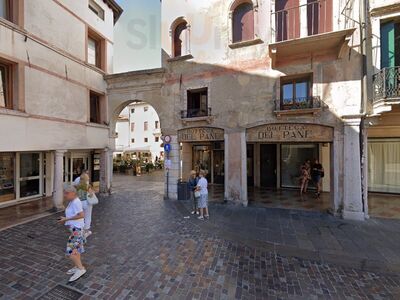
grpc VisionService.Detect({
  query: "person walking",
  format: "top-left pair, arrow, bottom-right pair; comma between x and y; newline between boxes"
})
311,159 -> 324,198
196,170 -> 209,220
58,184 -> 87,282
188,170 -> 199,215
76,173 -> 93,238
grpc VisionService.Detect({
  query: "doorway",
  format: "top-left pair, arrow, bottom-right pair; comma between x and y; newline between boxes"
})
260,144 -> 277,188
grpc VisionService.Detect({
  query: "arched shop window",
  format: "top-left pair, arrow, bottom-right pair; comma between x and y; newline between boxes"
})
232,2 -> 254,43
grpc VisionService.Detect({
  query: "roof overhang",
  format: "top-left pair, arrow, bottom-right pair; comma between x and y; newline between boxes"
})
269,28 -> 356,68
103,0 -> 123,24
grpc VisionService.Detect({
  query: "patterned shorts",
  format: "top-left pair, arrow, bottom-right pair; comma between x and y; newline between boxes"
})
66,227 -> 85,256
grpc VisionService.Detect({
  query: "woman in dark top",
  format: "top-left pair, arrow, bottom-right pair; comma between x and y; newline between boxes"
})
311,159 -> 324,198
188,170 -> 199,215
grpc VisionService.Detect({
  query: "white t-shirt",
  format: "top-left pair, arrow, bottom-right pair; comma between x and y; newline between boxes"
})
73,177 -> 81,186
65,198 -> 84,228
197,177 -> 208,195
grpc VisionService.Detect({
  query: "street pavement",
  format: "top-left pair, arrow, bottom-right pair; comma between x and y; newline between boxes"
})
0,173 -> 399,299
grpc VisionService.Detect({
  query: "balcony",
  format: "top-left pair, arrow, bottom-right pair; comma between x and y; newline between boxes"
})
274,96 -> 322,118
269,0 -> 355,68
180,108 -> 213,124
372,67 -> 400,114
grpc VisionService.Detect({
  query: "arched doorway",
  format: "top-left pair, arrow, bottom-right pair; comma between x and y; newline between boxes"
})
113,101 -> 164,177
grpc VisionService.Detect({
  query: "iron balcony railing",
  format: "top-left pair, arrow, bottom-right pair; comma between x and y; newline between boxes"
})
372,66 -> 400,102
181,107 -> 212,119
271,0 -> 332,43
275,96 -> 321,111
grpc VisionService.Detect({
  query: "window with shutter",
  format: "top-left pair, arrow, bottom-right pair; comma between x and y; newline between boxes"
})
232,3 -> 254,43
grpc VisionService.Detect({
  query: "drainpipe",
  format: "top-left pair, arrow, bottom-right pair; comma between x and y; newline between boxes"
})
359,0 -> 371,218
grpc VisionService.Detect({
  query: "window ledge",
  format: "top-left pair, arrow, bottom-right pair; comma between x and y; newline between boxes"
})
181,116 -> 214,125
274,108 -> 322,118
229,38 -> 264,49
87,122 -> 109,129
0,108 -> 28,117
167,54 -> 194,62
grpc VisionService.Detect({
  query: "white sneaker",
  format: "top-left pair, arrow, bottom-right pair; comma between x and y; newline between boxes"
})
198,216 -> 204,220
66,267 -> 78,275
68,268 -> 86,282
191,211 -> 195,215
84,230 -> 92,239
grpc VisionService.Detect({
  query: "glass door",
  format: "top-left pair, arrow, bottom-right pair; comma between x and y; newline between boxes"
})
0,153 -> 15,203
19,152 -> 42,199
280,144 -> 319,188
193,145 -> 211,182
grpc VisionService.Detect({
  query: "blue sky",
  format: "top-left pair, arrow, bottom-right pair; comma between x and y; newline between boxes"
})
114,0 -> 161,73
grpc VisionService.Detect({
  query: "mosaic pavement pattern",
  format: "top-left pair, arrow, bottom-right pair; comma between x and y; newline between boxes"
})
0,174 -> 399,299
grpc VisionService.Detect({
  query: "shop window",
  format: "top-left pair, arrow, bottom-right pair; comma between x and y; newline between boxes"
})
186,88 -> 209,118
155,120 -> 159,129
0,153 -> 15,203
232,2 -> 254,43
144,121 -> 148,131
172,20 -> 189,58
89,91 -> 101,124
280,75 -> 312,110
19,153 -> 41,198
0,59 -> 13,109
144,138 -> 148,143
131,122 -> 135,132
89,0 -> 104,20
87,29 -> 105,71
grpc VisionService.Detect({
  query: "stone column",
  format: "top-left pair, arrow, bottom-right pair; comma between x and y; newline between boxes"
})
100,148 -> 113,195
165,135 -> 180,200
342,119 -> 364,220
53,150 -> 66,210
224,129 -> 247,206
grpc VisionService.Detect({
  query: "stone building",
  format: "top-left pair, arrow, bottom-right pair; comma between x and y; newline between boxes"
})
107,0 -> 372,220
0,0 -> 122,209
366,0 -> 400,217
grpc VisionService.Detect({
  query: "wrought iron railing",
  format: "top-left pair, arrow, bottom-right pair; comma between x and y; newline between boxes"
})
372,67 -> 400,102
271,0 -> 332,43
275,96 -> 321,111
181,107 -> 212,119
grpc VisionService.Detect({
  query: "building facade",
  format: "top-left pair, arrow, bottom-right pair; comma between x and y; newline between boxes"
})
106,0 -> 374,220
0,0 -> 122,209
114,103 -> 163,162
365,0 -> 400,214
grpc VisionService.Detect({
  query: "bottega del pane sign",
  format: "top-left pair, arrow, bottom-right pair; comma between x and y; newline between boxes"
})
247,123 -> 333,142
178,127 -> 224,142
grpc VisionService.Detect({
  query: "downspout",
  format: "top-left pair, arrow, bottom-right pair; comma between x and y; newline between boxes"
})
359,0 -> 370,218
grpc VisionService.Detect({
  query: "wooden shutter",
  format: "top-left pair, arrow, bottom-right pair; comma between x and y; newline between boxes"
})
381,22 -> 395,68
275,0 -> 300,42
173,22 -> 187,57
233,3 -> 254,43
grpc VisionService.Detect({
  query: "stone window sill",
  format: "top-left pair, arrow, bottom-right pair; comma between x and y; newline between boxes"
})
229,38 -> 263,49
0,108 -> 28,117
167,54 -> 194,62
274,108 -> 322,118
181,116 -> 213,125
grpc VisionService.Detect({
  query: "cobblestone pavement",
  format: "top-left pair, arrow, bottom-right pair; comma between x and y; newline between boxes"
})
0,174 -> 399,299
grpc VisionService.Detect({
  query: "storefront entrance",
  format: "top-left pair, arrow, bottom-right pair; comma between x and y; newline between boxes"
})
192,143 -> 224,184
246,123 -> 334,212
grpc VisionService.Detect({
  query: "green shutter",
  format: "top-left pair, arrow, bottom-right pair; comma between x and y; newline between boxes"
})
381,22 -> 395,68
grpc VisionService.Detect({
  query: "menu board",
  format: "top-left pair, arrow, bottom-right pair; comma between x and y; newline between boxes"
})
91,153 -> 101,182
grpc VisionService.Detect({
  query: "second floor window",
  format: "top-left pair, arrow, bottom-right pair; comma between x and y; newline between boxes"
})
280,76 -> 312,109
0,0 -> 10,21
89,91 -> 101,123
87,30 -> 105,70
0,60 -> 13,109
155,121 -> 159,129
232,2 -> 254,43
381,21 -> 400,68
131,108 -> 135,113
187,88 -> 208,118
144,106 -> 148,112
155,137 -> 159,142
144,121 -> 148,131
130,123 -> 135,132
131,138 -> 135,143
144,138 -> 148,143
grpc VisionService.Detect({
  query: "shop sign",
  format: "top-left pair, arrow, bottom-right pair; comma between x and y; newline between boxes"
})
178,127 -> 224,142
247,123 -> 333,143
